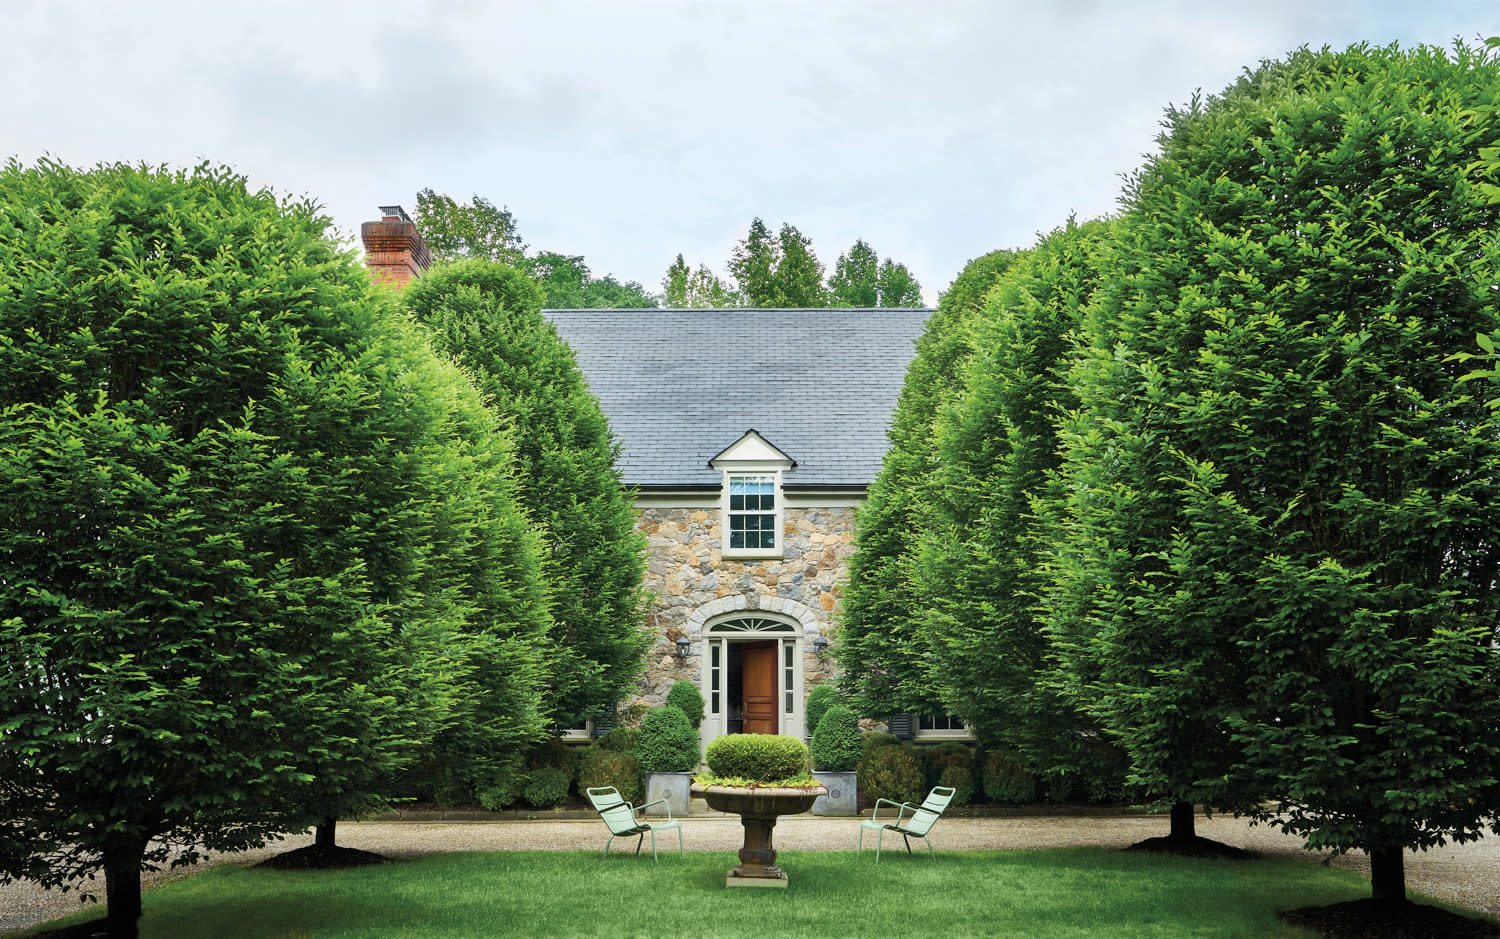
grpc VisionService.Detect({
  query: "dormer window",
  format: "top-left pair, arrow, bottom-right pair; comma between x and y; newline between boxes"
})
728,474 -> 778,551
709,430 -> 796,560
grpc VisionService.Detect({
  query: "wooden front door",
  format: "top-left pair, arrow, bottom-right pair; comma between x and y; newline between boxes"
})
741,640 -> 778,734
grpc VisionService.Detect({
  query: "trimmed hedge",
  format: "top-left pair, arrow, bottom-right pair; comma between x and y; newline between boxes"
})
637,705 -> 700,773
938,764 -> 974,806
705,734 -> 809,782
523,767 -> 571,808
983,749 -> 1036,804
664,681 -> 705,729
861,732 -> 902,759
594,727 -> 640,753
578,747 -> 643,804
810,706 -> 862,772
804,684 -> 839,739
858,745 -> 924,806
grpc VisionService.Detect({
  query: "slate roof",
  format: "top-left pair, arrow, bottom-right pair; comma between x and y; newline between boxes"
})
544,308 -> 932,490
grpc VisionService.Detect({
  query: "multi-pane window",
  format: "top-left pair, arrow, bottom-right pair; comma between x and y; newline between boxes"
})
918,714 -> 967,732
728,474 -> 777,550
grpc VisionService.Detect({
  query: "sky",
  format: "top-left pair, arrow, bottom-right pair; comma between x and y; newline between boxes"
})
3,1 -> 1495,305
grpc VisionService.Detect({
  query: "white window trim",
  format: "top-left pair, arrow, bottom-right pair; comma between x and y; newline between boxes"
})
914,714 -> 975,741
720,469 -> 784,560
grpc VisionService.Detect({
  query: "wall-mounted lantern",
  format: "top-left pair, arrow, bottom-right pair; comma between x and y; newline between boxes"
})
674,636 -> 691,658
812,635 -> 830,657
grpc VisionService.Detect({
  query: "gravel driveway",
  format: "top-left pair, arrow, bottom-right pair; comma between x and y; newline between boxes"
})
4,814 -> 1497,934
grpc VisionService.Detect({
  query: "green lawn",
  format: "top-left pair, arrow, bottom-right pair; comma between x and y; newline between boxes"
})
22,848 -> 1382,938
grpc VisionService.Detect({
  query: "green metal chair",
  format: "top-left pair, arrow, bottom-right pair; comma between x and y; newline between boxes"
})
857,785 -> 956,862
586,786 -> 684,861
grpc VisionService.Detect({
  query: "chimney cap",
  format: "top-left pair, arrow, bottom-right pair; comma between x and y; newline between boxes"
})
379,205 -> 412,223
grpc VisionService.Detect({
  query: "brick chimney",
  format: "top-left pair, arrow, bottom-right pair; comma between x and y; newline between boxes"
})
361,205 -> 432,287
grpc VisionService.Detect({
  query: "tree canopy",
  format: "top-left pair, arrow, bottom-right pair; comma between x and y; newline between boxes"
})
666,221 -> 923,308
835,248 -> 1017,718
403,260 -> 651,729
413,190 -> 656,308
0,161 -> 550,937
1047,42 -> 1500,900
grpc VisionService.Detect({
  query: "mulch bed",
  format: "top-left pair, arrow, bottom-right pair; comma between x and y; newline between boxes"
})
1123,835 -> 1253,860
1280,900 -> 1500,938
256,843 -> 391,870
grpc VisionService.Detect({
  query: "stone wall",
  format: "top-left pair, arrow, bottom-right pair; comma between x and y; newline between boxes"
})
630,504 -> 857,710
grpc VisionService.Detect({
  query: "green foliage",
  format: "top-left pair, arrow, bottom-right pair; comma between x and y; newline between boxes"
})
810,706 -> 863,772
703,734 -> 810,782
1047,42 -> 1500,898
0,160 -> 549,933
938,765 -> 975,807
522,251 -> 657,309
635,706 -> 700,773
728,218 -> 825,307
521,768 -> 572,809
857,745 -> 925,806
828,239 -> 879,306
594,728 -> 640,754
661,253 -> 739,307
804,684 -> 840,739
477,765 -> 526,812
413,188 -> 526,265
983,750 -> 1037,804
877,259 -> 924,307
577,748 -> 643,804
663,681 -> 705,729
526,738 -> 580,782
837,249 -> 1019,717
414,189 -> 656,308
404,259 -> 650,727
862,732 -> 903,757
926,742 -> 975,788
915,219 -> 1125,788
1448,329 -> 1500,410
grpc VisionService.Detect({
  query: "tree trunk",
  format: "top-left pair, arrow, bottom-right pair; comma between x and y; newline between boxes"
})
1168,800 -> 1196,841
103,837 -> 147,939
316,816 -> 337,849
1370,845 -> 1407,904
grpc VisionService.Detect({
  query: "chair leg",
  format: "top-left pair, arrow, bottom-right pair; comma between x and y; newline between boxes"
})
605,833 -> 614,857
875,828 -> 884,863
649,828 -> 658,861
634,832 -> 645,856
858,826 -> 864,855
676,826 -> 684,858
903,832 -> 913,855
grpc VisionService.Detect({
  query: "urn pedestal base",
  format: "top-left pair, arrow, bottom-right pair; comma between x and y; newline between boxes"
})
694,784 -> 826,889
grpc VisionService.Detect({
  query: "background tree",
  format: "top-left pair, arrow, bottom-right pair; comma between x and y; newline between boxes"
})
772,222 -> 827,307
828,239 -> 880,306
662,253 -> 740,307
415,189 -> 656,308
1048,43 -> 1500,900
413,187 -> 526,266
0,161 -> 548,938
835,249 -> 1018,718
915,220 -> 1124,798
524,251 -> 657,309
877,258 -> 924,306
404,260 -> 651,728
727,217 -> 781,306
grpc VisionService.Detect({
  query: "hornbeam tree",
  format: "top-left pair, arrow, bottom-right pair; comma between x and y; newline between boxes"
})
836,249 -> 1016,717
404,260 -> 650,730
914,220 -> 1125,796
0,161 -> 549,938
1048,43 -> 1500,900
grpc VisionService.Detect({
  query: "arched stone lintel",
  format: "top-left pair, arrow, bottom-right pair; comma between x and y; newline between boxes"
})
687,594 -> 822,636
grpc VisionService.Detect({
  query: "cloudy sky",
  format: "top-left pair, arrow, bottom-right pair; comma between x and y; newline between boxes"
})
4,1 -> 1495,303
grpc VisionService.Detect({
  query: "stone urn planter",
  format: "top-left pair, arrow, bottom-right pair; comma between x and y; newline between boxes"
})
693,783 -> 826,888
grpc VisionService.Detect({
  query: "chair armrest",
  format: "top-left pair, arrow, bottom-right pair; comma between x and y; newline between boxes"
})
635,797 -> 672,821
871,798 -> 907,822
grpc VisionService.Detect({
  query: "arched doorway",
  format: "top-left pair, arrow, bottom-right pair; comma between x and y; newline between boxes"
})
698,613 -> 806,746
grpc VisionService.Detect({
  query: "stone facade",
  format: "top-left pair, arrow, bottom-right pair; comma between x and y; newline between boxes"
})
629,504 -> 857,710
